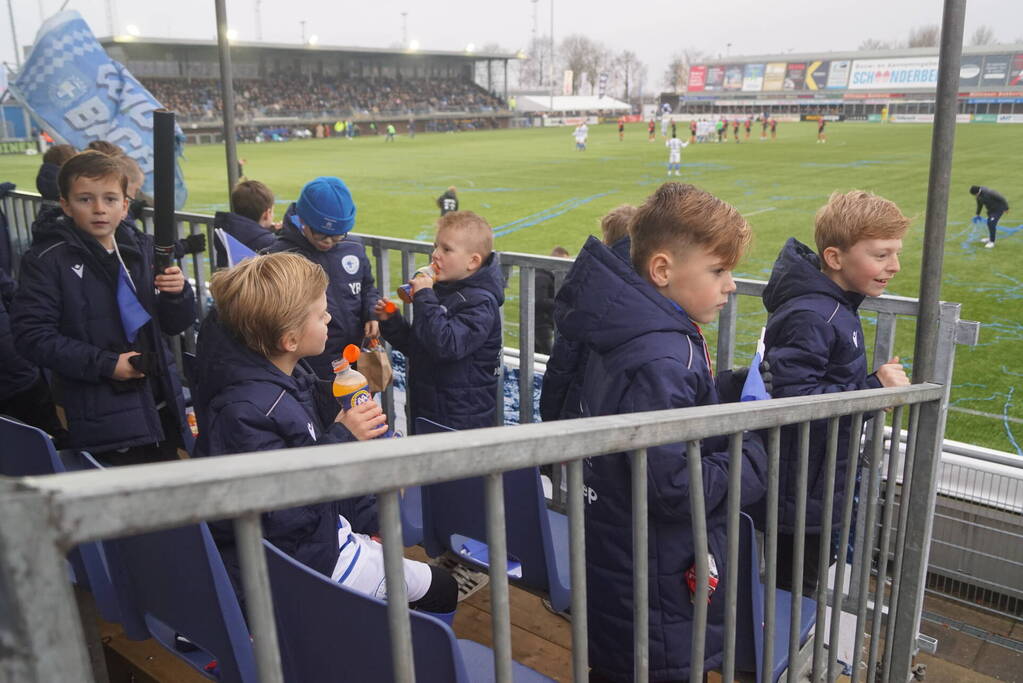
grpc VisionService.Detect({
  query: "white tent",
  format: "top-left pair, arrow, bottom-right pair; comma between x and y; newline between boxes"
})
514,94 -> 631,112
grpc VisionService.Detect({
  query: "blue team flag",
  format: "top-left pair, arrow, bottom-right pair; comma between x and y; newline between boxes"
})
10,10 -> 188,208
116,264 -> 151,343
215,228 -> 258,267
741,327 -> 771,402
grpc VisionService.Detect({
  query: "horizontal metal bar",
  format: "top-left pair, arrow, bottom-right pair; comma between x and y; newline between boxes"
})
25,385 -> 945,547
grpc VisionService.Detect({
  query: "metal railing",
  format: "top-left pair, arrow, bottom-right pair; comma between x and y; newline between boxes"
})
0,384 -> 945,683
0,188 -> 989,682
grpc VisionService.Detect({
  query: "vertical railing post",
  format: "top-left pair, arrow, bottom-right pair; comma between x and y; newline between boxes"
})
518,265 -> 536,424
233,514 -> 285,683
485,473 -> 513,683
811,418 -> 840,680
379,490 -> 416,683
373,245 -> 396,424
715,292 -> 738,372
567,459 -> 589,683
0,483 -> 93,683
631,449 -> 649,683
761,427 -> 781,683
687,441 -> 709,683
721,433 -> 742,683
787,421 -> 810,683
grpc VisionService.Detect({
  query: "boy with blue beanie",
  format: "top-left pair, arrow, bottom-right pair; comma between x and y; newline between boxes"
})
267,177 -> 380,387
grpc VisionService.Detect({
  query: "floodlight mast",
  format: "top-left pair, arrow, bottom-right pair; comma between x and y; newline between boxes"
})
215,0 -> 240,194
7,0 -> 20,68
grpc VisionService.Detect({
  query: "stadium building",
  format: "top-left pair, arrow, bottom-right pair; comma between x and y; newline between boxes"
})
661,44 -> 1023,123
100,36 -> 520,143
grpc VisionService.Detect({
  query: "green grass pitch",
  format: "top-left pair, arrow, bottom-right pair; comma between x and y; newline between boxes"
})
2,121 -> 1021,452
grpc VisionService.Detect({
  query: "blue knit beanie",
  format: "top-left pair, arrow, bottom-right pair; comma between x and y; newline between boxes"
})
294,176 -> 356,235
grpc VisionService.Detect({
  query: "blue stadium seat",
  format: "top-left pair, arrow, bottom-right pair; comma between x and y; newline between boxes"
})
735,512 -> 817,683
417,418 -> 572,612
0,415 -> 121,624
101,521 -> 258,682
263,540 -> 554,682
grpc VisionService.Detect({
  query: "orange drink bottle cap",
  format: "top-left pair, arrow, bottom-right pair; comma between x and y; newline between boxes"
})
343,344 -> 361,364
383,300 -> 397,314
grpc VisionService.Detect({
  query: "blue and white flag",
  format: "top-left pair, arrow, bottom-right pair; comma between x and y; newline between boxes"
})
215,228 -> 257,267
116,263 -> 151,343
10,11 -> 188,208
741,327 -> 771,402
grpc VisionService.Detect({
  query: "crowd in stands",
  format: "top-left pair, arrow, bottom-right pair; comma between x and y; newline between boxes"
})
141,75 -> 505,121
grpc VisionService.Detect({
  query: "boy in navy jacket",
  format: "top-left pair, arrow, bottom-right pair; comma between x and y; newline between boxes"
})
194,252 -> 456,615
375,211 -> 505,432
12,151 -> 196,465
212,180 -> 278,268
540,204 -> 635,422
555,183 -> 767,682
266,177 -> 379,385
761,190 -> 909,594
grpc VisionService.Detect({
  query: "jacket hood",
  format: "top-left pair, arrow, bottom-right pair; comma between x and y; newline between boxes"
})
555,235 -> 699,356
214,210 -> 274,245
762,237 -> 864,313
436,251 -> 506,306
194,309 -> 309,419
35,163 -> 61,201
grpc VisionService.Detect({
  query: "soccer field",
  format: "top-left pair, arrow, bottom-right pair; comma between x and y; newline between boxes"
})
2,121 -> 1021,452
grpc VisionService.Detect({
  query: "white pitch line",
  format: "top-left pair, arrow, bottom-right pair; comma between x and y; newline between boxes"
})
745,207 -> 777,217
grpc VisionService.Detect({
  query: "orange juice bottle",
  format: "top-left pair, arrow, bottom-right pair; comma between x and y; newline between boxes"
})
397,264 -> 437,304
331,344 -> 371,410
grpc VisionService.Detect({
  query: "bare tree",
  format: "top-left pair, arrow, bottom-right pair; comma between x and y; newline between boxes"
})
858,38 -> 895,51
519,34 -> 553,89
663,49 -> 706,92
968,25 -> 997,46
559,34 -> 603,94
614,50 -> 645,100
907,24 -> 940,48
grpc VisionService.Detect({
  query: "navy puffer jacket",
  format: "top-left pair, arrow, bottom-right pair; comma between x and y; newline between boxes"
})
540,237 -> 631,422
192,310 -> 377,608
11,213 -> 195,454
212,211 -> 277,268
0,267 -> 40,400
759,238 -> 881,535
380,252 -> 505,432
555,236 -> 767,682
265,207 -> 380,380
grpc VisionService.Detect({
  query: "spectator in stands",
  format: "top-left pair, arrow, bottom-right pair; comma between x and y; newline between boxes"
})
436,186 -> 459,216
266,178 -> 380,424
375,211 -> 505,432
0,266 -> 65,439
35,144 -> 77,203
534,246 -> 570,356
540,205 -> 634,423
193,252 -> 457,618
12,151 -> 196,465
554,183 -> 767,681
759,191 -> 909,595
213,180 -> 279,268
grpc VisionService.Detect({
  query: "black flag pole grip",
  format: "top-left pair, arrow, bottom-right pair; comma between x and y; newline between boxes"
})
153,109 -> 176,273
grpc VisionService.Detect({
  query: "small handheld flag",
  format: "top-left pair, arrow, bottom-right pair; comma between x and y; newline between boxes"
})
741,327 -> 770,402
116,263 -> 151,343
215,228 -> 258,267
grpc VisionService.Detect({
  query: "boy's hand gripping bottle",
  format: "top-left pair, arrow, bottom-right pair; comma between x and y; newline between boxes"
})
397,263 -> 437,304
332,344 -> 372,410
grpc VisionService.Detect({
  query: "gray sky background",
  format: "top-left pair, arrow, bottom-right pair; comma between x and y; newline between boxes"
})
5,0 -> 1023,91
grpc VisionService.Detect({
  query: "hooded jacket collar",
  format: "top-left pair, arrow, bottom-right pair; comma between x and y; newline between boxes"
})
434,251 -> 507,306
762,237 -> 865,314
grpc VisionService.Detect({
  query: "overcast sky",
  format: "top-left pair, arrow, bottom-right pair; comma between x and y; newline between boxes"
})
4,0 -> 1022,90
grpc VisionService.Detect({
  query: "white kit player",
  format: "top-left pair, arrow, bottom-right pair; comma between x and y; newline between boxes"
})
666,134 -> 688,175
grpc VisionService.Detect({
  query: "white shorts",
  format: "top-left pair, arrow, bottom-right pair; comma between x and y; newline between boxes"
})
669,154 -> 681,163
330,517 -> 433,602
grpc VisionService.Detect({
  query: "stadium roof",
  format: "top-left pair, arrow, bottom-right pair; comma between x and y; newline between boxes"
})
514,95 -> 631,112
99,36 -> 520,61
701,43 -> 1023,67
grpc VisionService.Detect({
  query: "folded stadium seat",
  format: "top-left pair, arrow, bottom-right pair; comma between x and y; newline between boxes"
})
263,540 -> 555,682
100,521 -> 259,682
0,415 -> 121,624
400,485 -> 424,546
734,512 -> 817,683
417,418 -> 572,613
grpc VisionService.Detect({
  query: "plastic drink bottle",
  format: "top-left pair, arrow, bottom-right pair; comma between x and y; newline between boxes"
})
397,264 -> 437,304
332,344 -> 372,410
